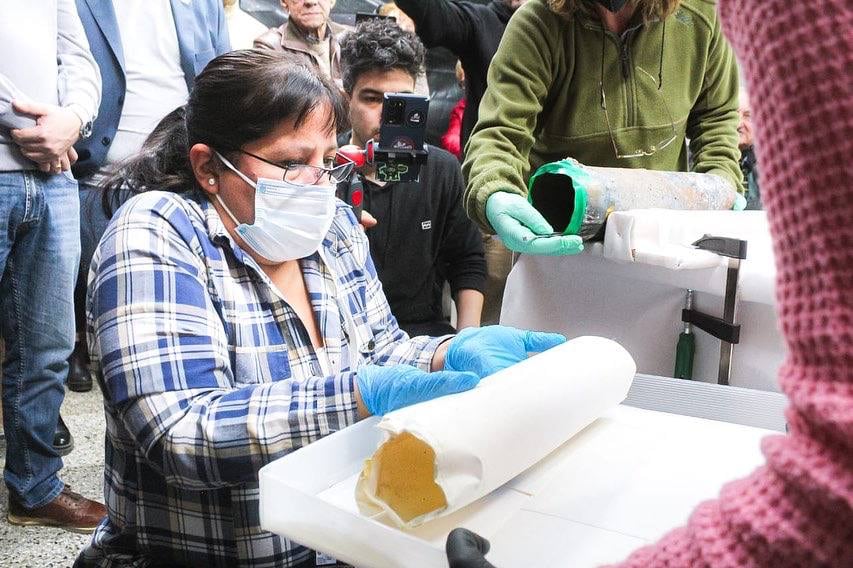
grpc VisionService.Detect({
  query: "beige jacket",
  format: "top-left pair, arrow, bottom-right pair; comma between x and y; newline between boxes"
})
254,20 -> 347,93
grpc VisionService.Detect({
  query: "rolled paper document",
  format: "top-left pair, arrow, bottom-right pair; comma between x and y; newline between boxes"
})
355,336 -> 636,528
528,158 -> 739,241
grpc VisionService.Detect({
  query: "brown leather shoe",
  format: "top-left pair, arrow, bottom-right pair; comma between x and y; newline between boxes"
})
7,486 -> 106,534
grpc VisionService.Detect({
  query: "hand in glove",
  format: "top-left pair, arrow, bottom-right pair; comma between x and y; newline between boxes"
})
445,325 -> 566,378
356,364 -> 480,416
485,192 -> 583,256
446,528 -> 497,568
732,192 -> 747,211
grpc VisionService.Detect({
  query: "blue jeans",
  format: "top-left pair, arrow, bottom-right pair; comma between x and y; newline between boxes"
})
0,170 -> 79,508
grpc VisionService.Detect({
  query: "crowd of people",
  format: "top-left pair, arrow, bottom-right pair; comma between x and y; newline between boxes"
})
0,0 -> 848,567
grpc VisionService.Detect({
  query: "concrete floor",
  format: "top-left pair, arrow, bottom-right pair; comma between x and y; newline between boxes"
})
0,384 -> 106,568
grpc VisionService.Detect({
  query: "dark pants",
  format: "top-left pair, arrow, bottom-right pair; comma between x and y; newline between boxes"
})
400,320 -> 457,338
74,182 -> 114,334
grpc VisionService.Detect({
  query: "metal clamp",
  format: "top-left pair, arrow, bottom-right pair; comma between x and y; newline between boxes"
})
680,235 -> 748,385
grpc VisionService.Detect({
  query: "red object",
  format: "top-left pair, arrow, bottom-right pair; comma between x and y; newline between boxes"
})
336,144 -> 367,168
441,98 -> 466,160
351,188 -> 363,207
611,2 -> 853,566
336,142 -> 376,170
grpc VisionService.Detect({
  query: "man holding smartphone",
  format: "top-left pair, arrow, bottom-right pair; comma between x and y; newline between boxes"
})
340,19 -> 486,337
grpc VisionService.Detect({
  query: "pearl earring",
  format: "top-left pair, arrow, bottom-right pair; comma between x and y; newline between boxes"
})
208,178 -> 216,186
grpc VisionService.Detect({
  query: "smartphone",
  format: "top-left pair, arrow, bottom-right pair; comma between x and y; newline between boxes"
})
374,93 -> 429,183
378,93 -> 429,153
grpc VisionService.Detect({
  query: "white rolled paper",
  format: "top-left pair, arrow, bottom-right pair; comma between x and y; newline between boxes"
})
355,336 -> 637,528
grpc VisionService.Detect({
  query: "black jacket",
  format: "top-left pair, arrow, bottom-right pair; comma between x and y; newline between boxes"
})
354,146 -> 486,328
395,0 -> 514,151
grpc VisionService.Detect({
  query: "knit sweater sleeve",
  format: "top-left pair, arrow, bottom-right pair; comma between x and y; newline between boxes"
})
612,1 -> 853,566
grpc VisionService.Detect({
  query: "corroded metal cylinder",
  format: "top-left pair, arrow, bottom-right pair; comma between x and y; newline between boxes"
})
528,158 -> 739,241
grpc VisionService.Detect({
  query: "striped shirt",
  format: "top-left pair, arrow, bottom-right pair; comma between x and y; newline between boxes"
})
79,190 -> 448,567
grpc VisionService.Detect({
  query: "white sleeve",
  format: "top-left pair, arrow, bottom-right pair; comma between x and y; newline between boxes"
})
0,73 -> 36,130
55,0 -> 101,124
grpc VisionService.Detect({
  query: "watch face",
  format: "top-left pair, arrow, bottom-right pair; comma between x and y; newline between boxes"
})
80,121 -> 93,139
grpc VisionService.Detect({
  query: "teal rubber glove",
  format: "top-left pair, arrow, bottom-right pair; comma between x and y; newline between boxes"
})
732,193 -> 747,211
445,325 -> 567,378
356,364 -> 480,416
485,192 -> 584,256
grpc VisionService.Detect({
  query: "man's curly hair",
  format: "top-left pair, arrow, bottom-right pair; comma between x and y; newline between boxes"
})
340,18 -> 425,94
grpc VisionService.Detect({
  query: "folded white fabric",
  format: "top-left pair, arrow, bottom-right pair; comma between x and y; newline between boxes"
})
355,336 -> 636,528
602,209 -> 772,270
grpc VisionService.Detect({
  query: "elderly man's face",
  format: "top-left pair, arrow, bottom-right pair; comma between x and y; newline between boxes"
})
283,0 -> 332,35
738,92 -> 753,149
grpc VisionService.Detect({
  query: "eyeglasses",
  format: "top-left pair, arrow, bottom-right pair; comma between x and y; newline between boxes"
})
235,149 -> 354,185
599,35 -> 677,159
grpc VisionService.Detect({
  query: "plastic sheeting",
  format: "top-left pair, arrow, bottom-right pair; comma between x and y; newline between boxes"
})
355,337 -> 637,528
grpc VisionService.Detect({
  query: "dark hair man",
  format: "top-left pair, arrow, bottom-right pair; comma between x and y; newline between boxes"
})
340,19 -> 486,337
392,0 -> 530,326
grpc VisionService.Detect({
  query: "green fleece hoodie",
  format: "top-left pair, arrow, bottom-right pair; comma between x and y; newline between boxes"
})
462,0 -> 742,232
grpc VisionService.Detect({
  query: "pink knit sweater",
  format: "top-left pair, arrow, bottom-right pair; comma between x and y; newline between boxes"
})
614,1 -> 853,566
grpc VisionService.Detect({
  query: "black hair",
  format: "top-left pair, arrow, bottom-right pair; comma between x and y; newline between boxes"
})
339,18 -> 425,94
101,49 -> 345,213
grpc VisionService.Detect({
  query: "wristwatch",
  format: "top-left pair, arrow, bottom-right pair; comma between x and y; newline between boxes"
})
67,104 -> 94,140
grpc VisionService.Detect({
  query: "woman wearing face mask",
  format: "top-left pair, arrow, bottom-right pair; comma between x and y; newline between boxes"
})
76,50 -> 563,568
462,0 -> 746,256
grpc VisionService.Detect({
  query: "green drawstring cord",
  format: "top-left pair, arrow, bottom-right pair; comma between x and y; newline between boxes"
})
658,19 -> 666,90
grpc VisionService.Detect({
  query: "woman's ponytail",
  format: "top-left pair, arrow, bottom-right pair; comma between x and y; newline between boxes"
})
100,106 -> 194,216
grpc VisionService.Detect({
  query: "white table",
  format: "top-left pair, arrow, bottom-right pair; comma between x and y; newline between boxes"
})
259,375 -> 787,567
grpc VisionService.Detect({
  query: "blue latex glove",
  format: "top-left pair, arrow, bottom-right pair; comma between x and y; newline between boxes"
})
485,192 -> 584,256
732,192 -> 747,211
445,325 -> 567,378
356,364 -> 480,416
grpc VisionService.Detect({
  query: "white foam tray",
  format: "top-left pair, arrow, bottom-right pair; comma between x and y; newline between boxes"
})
259,403 -> 774,567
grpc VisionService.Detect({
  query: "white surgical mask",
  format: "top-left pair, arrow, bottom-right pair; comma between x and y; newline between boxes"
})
214,151 -> 336,263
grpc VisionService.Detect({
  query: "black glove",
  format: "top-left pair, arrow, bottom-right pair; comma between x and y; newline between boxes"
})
446,528 -> 497,568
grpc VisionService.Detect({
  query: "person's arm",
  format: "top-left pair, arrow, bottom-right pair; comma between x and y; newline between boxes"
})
436,152 -> 486,327
454,289 -> 484,330
395,0 -> 475,53
615,0 -> 852,565
55,0 -> 101,131
684,8 -> 743,192
461,3 -> 556,232
0,74 -> 36,130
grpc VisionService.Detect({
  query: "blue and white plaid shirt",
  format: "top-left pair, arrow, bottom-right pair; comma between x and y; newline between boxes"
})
79,191 -> 448,567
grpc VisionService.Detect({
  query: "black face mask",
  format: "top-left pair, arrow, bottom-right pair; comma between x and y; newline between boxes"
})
594,0 -> 629,12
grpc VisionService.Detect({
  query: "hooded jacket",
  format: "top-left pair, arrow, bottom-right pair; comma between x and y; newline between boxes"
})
462,0 -> 743,231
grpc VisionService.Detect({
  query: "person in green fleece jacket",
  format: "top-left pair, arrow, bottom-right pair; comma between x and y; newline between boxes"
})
462,0 -> 743,256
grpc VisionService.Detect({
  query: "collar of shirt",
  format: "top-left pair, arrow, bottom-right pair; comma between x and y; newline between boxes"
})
196,195 -> 353,373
